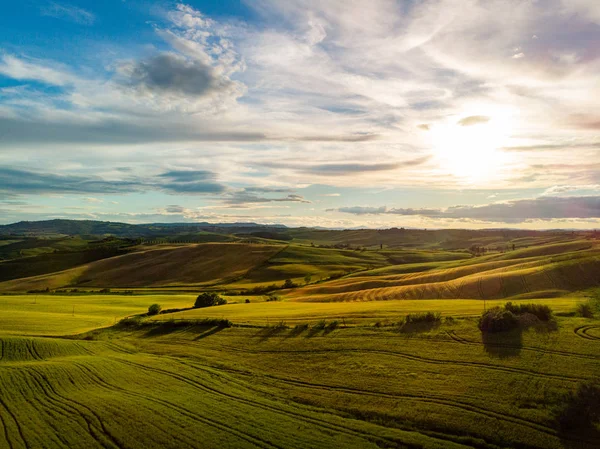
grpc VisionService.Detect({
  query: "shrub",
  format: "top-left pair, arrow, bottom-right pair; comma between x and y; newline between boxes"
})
504,302 -> 553,321
282,279 -> 298,289
194,292 -> 227,308
405,312 -> 441,325
118,316 -> 142,327
478,307 -> 519,333
245,299 -> 251,304
576,302 -> 595,318
147,304 -> 162,316
294,323 -> 309,331
99,288 -> 111,294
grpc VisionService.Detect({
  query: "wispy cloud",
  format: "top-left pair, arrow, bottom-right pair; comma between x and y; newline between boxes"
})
335,196 -> 600,223
40,2 -> 95,25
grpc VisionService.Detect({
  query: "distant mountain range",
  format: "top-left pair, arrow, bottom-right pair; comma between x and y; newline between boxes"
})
0,219 -> 288,238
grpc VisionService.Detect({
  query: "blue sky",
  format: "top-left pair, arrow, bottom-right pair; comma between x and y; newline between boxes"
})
1,1 -> 600,228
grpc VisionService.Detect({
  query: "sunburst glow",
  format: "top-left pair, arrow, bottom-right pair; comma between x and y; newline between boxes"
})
429,107 -> 515,183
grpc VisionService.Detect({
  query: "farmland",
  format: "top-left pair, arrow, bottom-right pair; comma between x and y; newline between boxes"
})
0,222 -> 599,448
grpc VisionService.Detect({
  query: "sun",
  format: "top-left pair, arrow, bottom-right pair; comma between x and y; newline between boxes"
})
428,107 -> 515,183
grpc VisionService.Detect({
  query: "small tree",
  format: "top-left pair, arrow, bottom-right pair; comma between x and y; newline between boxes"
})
303,274 -> 312,285
195,292 -> 227,308
283,279 -> 297,289
148,304 -> 162,315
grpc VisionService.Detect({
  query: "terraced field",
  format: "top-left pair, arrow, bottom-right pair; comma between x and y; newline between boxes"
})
286,241 -> 600,302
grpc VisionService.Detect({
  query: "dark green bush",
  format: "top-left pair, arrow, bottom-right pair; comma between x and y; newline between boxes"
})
147,303 -> 162,315
245,299 -> 251,304
194,292 -> 227,308
405,312 -> 441,325
282,279 -> 298,289
504,302 -> 553,321
478,307 -> 519,333
118,316 -> 142,327
576,302 -> 595,318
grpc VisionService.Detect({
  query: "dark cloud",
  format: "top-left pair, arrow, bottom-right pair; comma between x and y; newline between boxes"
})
120,53 -> 233,97
225,189 -> 310,205
164,205 -> 186,213
0,117 -> 268,145
337,206 -> 387,215
158,170 -> 226,194
297,157 -> 430,176
457,115 -> 490,126
294,134 -> 379,142
336,196 -> 600,223
0,168 -> 142,195
0,168 -> 226,196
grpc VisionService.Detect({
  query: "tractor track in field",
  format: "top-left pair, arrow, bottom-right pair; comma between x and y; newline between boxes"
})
116,356 -> 507,449
574,325 -> 600,341
168,357 -> 586,448
24,370 -> 91,448
73,361 -> 280,449
169,357 -> 553,449
26,367 -> 121,449
0,393 -> 30,449
446,330 -> 600,361
0,408 -> 12,449
108,357 -> 413,449
215,367 -> 600,448
212,343 -> 585,383
70,362 -> 209,449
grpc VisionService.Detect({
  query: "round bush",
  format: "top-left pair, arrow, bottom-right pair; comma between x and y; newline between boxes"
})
478,308 -> 519,333
147,304 -> 162,315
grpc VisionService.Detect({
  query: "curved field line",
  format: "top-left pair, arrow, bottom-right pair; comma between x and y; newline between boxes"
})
574,325 -> 600,341
0,394 -> 30,449
197,365 -> 560,439
26,367 -> 119,449
28,365 -> 123,449
233,370 -> 600,448
113,357 -> 448,449
214,344 -> 585,383
70,362 -> 205,449
111,358 -> 388,449
24,371 -> 94,448
117,356 -> 492,449
170,356 -> 544,449
446,330 -> 600,361
73,361 -> 278,449
0,407 -> 13,449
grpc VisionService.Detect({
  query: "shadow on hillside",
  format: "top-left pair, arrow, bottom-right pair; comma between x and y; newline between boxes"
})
398,321 -> 441,334
193,326 -> 226,340
141,323 -> 225,339
481,329 -> 522,359
254,326 -> 287,342
557,381 -> 600,449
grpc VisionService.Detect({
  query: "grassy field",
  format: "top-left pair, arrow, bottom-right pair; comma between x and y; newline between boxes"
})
149,297 -> 586,326
0,231 -> 599,448
0,312 -> 599,448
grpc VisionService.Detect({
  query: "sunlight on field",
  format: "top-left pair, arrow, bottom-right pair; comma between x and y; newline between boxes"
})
0,294 -> 194,335
150,297 -> 584,326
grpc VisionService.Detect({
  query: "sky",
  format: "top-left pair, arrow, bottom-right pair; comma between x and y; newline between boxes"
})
1,0 -> 600,229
